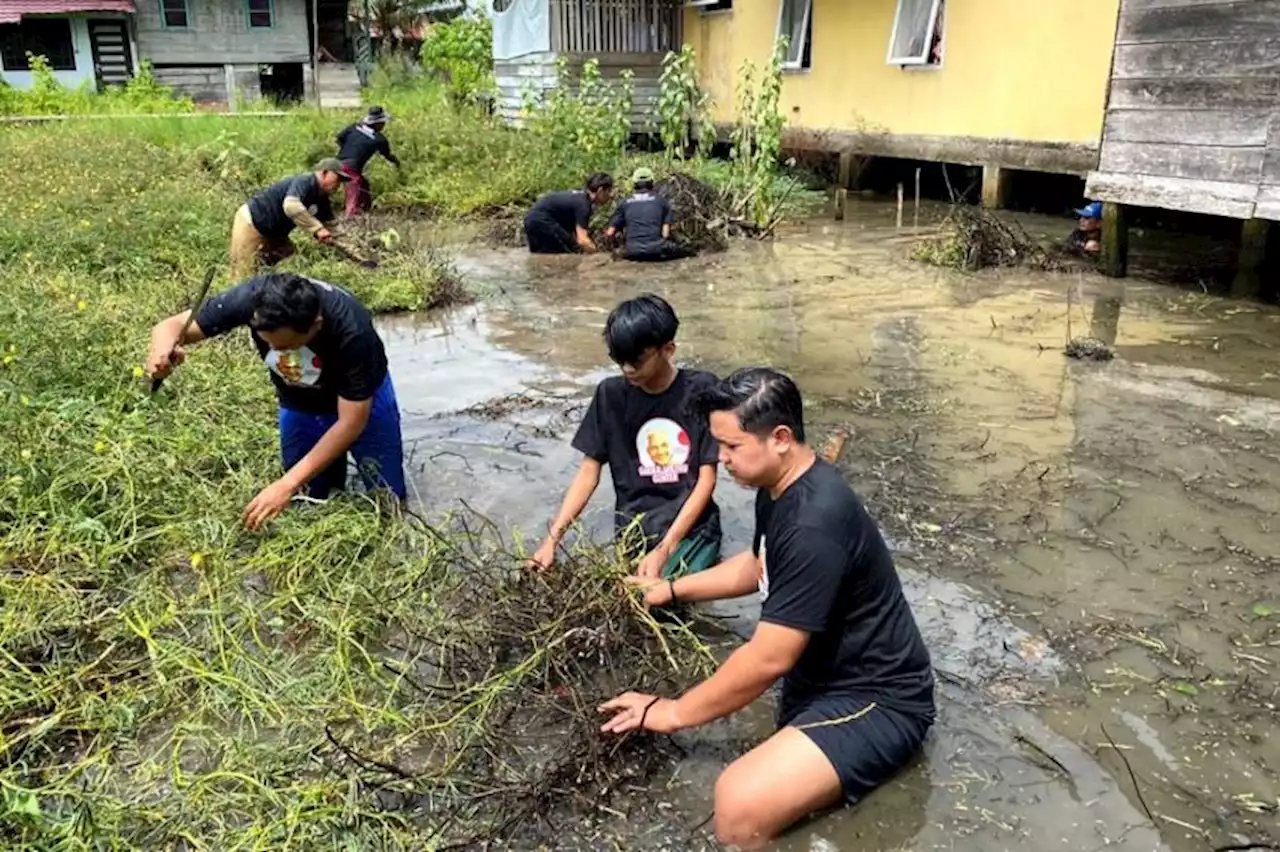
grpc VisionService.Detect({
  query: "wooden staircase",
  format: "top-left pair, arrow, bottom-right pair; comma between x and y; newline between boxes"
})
316,62 -> 362,109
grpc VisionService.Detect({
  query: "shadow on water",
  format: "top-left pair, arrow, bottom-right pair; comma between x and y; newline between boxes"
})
378,198 -> 1280,850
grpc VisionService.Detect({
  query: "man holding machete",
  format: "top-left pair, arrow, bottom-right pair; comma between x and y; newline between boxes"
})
145,272 -> 407,530
229,159 -> 349,279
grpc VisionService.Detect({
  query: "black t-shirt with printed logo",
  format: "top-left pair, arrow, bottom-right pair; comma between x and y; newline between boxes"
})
608,191 -> 675,254
194,276 -> 388,415
752,459 -> 934,717
571,369 -> 721,549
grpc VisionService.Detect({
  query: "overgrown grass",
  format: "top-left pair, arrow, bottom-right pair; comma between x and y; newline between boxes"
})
0,66 -> 741,847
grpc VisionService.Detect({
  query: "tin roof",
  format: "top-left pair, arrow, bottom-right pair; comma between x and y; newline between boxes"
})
0,0 -> 137,23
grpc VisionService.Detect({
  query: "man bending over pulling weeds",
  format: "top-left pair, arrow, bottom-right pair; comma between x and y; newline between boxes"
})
599,368 -> 935,850
528,294 -> 721,579
523,172 -> 614,254
229,159 -> 348,279
145,272 -> 406,530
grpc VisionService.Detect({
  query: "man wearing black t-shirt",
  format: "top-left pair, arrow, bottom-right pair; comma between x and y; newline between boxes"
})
230,159 -> 348,279
600,367 -> 934,849
144,272 -> 406,530
602,167 -> 695,262
523,172 -> 614,254
528,294 -> 721,579
336,105 -> 401,217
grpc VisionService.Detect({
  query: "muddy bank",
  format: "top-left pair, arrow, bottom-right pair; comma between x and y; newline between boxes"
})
377,197 -> 1280,849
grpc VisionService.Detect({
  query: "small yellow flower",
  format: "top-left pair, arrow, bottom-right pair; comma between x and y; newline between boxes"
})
132,366 -> 145,378
191,552 -> 205,569
76,300 -> 87,311
20,449 -> 31,461
19,394 -> 30,406
94,439 -> 107,453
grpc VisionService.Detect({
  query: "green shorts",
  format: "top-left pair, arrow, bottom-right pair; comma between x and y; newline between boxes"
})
661,529 -> 721,579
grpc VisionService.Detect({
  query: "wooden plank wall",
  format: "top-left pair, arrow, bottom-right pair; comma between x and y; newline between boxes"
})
494,52 -> 664,130
1091,0 -> 1280,220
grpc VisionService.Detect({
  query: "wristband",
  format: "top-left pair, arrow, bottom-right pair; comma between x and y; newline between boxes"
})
668,578 -> 678,605
639,696 -> 661,730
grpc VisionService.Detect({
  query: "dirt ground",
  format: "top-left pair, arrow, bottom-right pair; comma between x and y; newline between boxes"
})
382,198 -> 1280,850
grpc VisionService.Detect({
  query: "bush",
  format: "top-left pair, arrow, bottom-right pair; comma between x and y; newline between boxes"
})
0,56 -> 193,116
419,14 -> 494,103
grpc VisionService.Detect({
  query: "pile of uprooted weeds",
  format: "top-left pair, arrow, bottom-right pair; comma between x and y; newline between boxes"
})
0,507 -> 723,851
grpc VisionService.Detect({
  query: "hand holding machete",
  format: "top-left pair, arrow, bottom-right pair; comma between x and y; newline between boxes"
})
148,266 -> 217,393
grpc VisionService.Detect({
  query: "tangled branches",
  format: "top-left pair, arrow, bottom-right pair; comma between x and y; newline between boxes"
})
0,507 -> 722,850
914,205 -> 1066,272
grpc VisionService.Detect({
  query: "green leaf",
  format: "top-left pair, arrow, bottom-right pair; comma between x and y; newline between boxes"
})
8,790 -> 42,818
1253,602 -> 1274,618
1171,682 -> 1200,697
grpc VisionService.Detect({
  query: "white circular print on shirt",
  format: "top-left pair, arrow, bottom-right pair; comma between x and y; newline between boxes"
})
635,417 -> 692,484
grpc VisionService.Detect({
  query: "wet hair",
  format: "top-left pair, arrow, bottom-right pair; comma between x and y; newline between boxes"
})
695,367 -> 806,443
585,172 -> 614,194
634,180 -> 655,192
250,273 -> 321,334
603,293 -> 678,365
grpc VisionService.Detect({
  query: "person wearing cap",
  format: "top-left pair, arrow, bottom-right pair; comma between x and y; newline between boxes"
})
229,160 -> 348,279
336,105 -> 401,217
603,167 -> 694,262
523,172 -> 614,254
1067,201 -> 1103,257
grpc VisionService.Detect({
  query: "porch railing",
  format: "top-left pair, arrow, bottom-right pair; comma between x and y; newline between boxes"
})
549,0 -> 682,54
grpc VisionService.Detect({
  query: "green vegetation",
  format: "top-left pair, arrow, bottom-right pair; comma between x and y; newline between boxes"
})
419,14 -> 495,104
0,58 -> 194,116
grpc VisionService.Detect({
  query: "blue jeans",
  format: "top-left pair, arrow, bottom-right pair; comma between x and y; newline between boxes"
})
278,375 -> 407,500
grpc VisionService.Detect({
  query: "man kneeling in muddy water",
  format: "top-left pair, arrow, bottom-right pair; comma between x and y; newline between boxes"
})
601,167 -> 695,262
600,367 -> 935,849
528,293 -> 721,579
145,272 -> 406,530
522,172 -> 614,254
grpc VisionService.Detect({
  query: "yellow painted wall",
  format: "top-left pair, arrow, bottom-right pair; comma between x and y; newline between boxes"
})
684,0 -> 1119,144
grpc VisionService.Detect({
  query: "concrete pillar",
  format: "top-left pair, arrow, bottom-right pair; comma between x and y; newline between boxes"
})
1089,295 -> 1123,346
224,64 -> 238,112
981,165 -> 1012,209
1102,202 -> 1129,279
1231,218 -> 1272,299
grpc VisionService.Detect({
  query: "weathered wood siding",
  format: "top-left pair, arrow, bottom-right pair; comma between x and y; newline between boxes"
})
1087,0 -> 1280,220
135,0 -> 310,65
495,52 -> 662,130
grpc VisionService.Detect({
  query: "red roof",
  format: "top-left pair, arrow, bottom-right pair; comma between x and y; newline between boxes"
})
0,0 -> 136,23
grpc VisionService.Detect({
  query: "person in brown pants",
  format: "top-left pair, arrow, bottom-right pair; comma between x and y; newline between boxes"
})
229,158 -> 348,279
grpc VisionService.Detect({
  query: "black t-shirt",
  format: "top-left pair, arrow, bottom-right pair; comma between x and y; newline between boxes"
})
337,124 -> 394,173
1066,228 -> 1100,257
753,460 -> 934,717
195,276 -> 388,414
571,369 -> 721,549
246,173 -> 334,239
529,190 -> 592,234
608,191 -> 674,253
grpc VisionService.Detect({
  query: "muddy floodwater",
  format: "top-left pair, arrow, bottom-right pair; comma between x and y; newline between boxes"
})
380,199 -> 1280,851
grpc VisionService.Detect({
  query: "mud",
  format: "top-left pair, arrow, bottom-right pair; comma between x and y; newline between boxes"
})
380,197 -> 1280,850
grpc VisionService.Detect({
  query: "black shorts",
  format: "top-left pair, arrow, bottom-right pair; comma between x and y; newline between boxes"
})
523,213 -> 578,254
622,240 -> 695,262
779,693 -> 932,802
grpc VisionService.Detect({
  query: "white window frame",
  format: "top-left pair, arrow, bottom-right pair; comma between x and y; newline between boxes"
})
886,0 -> 943,66
775,0 -> 813,71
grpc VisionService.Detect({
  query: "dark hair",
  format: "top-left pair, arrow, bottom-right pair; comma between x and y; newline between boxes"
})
634,180 -> 655,192
586,172 -> 614,193
603,293 -> 678,365
695,367 -> 806,443
250,273 -> 321,334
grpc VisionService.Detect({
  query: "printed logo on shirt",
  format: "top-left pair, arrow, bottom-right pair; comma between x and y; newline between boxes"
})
757,535 -> 770,602
265,346 -> 323,386
635,417 -> 691,484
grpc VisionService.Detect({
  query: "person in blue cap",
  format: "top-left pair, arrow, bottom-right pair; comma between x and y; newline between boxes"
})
1067,201 -> 1103,257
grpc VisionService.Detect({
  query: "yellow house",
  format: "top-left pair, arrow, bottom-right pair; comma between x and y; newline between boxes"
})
683,0 -> 1120,205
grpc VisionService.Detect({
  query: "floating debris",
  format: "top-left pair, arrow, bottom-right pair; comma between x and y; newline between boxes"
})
1065,337 -> 1115,361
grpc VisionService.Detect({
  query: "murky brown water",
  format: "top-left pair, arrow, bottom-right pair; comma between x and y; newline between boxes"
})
380,199 -> 1280,851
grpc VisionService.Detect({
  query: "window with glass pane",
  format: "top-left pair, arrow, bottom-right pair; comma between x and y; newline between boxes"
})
0,19 -> 76,70
247,0 -> 273,28
160,0 -> 188,28
776,0 -> 812,69
888,0 -> 943,65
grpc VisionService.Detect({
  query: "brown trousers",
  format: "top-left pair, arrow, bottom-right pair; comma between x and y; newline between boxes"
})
229,205 -> 295,280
